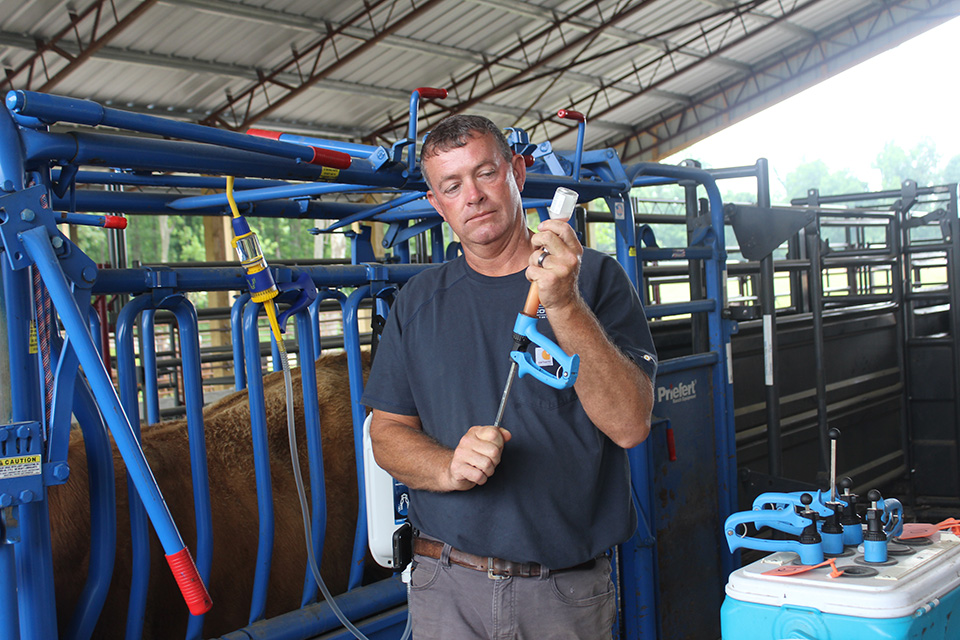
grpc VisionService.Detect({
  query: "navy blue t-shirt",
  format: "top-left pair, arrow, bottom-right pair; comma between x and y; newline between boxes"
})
361,248 -> 657,568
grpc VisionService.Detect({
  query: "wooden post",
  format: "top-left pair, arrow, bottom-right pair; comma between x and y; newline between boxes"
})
204,214 -> 233,390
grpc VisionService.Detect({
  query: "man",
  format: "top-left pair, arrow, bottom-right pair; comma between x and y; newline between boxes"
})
361,114 -> 656,639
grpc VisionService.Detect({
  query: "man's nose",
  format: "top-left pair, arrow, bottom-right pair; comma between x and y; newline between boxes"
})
464,179 -> 484,204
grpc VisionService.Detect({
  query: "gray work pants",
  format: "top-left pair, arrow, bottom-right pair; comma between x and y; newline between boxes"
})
408,543 -> 616,640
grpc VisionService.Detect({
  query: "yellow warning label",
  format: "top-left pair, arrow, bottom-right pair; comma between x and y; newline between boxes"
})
0,454 -> 41,479
320,167 -> 340,181
29,320 -> 38,354
629,246 -> 637,257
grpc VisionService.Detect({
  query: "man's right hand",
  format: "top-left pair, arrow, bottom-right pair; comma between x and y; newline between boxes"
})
445,425 -> 512,491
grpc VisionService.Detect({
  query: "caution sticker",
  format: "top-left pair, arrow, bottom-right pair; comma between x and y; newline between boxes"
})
0,454 -> 42,479
29,320 -> 38,355
320,167 -> 340,181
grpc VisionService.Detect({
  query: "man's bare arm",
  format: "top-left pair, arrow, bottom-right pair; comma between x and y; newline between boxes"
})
369,409 -> 512,492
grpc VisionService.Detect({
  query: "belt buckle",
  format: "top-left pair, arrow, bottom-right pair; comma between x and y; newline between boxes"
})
487,557 -> 507,580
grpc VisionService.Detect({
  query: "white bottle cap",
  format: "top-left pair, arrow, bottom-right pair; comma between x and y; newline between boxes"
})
547,187 -> 578,221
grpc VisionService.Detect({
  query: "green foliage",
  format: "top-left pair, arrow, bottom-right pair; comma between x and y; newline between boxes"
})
781,159 -> 868,203
873,138 -> 943,189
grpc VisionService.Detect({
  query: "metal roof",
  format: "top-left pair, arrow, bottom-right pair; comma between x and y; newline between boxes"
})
1,0 -> 957,161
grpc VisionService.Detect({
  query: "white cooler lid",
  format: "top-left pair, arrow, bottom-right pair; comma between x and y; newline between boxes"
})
725,534 -> 960,619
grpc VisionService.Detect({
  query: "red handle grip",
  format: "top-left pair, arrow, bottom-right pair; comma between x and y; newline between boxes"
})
416,87 -> 448,100
557,109 -> 586,123
247,129 -> 352,169
665,425 -> 677,462
103,215 -> 127,230
166,547 -> 213,616
308,147 -> 352,169
523,155 -> 535,168
245,128 -> 282,140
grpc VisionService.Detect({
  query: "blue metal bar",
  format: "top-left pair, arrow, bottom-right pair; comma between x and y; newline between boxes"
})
231,294 -> 250,390
87,306 -> 101,354
308,290 -> 346,358
322,191 -> 426,232
47,326 -> 82,466
53,189 -> 340,218
2,260 -> 54,640
342,285 -> 372,591
0,96 -> 26,193
257,132 -> 386,162
21,130 -> 407,188
141,310 -> 160,425
115,293 -> 157,640
8,91 -> 344,169
167,183 -> 376,211
163,296 -> 213,640
294,308 -> 324,607
622,442 -> 658,640
216,576 -> 407,640
55,168 -> 292,191
91,264 -> 428,296
64,376 -> 117,640
242,301 -> 274,624
23,230 -> 202,613
0,543 -> 18,640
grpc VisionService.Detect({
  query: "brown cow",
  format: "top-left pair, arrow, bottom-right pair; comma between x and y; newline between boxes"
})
49,350 -> 375,639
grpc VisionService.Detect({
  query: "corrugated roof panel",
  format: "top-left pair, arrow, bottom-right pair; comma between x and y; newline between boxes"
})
0,0 -> 950,161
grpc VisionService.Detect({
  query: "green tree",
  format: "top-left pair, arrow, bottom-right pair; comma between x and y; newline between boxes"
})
781,159 -> 868,202
942,154 -> 960,184
873,138 -> 940,189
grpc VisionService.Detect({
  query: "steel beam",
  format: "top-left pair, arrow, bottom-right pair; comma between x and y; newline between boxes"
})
1,0 -> 158,93
603,0 -> 960,162
199,0 -> 445,131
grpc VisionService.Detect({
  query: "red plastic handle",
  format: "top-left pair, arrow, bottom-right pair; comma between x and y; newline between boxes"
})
247,128 -> 352,169
666,425 -> 677,462
103,215 -> 127,230
523,155 -> 535,168
416,87 -> 448,100
557,109 -> 586,123
166,547 -> 213,616
308,147 -> 352,170
245,128 -> 282,140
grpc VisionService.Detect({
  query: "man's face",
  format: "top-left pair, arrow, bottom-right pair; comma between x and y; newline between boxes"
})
423,132 -> 526,250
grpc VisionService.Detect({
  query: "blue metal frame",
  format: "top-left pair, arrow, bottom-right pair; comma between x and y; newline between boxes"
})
0,90 -> 740,640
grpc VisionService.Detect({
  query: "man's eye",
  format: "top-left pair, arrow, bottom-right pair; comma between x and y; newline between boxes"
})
444,184 -> 460,195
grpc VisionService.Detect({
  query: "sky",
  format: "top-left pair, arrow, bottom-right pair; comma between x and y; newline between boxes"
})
662,15 -> 960,198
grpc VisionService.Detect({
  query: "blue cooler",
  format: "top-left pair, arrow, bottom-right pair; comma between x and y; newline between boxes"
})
721,533 -> 960,639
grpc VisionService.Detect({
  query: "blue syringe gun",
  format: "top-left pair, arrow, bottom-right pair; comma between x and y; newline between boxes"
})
751,489 -> 903,549
492,187 -> 581,427
725,493 -> 825,565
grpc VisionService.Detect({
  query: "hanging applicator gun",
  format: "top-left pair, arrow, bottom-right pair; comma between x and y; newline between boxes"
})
493,187 -> 582,427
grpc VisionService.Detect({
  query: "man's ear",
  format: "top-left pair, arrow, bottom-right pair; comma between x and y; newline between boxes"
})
426,190 -> 447,221
511,153 -> 527,192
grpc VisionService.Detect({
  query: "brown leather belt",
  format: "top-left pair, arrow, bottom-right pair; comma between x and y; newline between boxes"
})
413,537 -> 595,579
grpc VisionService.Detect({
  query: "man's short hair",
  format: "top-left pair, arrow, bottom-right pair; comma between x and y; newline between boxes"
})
420,115 -> 513,189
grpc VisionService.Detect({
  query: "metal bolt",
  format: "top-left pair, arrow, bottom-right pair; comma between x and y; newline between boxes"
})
82,265 -> 97,283
20,209 -> 35,222
18,490 -> 34,504
51,236 -> 64,249
0,494 -> 11,508
1,180 -> 14,193
53,463 -> 70,481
